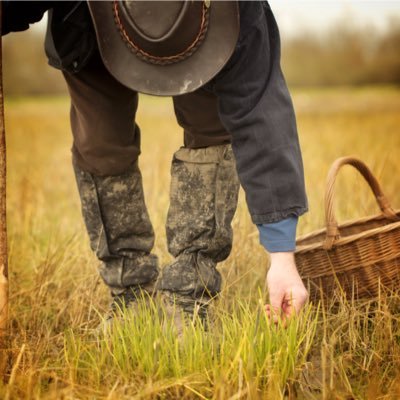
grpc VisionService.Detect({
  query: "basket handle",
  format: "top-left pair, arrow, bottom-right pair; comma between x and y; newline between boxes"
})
323,156 -> 399,250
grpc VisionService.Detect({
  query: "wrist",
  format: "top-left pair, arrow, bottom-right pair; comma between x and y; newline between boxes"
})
269,252 -> 296,269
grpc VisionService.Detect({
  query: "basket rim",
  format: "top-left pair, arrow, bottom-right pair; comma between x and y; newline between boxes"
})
295,209 -> 400,254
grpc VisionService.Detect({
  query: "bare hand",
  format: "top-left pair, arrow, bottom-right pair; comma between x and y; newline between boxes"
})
265,252 -> 308,323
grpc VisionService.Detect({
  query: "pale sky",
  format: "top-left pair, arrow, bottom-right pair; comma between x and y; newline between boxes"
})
268,0 -> 400,36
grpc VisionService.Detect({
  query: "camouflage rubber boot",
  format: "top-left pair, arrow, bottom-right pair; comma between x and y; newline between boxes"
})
157,144 -> 240,333
161,283 -> 212,337
73,160 -> 159,320
110,280 -> 156,314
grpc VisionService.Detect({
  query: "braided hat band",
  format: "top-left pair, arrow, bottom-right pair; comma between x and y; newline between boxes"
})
113,0 -> 210,66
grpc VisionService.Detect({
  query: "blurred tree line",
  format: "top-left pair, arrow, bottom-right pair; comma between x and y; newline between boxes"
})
2,17 -> 400,96
282,19 -> 400,87
3,29 -> 67,96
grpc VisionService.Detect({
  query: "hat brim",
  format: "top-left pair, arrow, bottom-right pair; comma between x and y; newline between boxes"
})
88,1 -> 239,96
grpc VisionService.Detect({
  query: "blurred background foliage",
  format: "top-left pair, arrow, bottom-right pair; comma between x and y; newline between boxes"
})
2,15 -> 400,96
3,28 -> 67,96
282,18 -> 400,87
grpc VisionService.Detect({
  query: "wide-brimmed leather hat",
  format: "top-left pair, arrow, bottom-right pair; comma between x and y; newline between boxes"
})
88,1 -> 239,96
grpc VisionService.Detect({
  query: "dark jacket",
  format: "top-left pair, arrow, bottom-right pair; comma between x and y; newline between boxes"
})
44,1 -> 96,73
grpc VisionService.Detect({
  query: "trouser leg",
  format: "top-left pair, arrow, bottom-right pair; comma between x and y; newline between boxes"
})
173,86 -> 232,149
158,88 -> 240,319
159,144 -> 239,295
63,51 -> 141,176
73,161 -> 158,296
63,51 -> 158,295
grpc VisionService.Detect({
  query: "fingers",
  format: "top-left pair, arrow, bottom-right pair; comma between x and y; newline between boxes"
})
266,287 -> 285,322
282,296 -> 298,317
265,304 -> 281,324
265,287 -> 309,326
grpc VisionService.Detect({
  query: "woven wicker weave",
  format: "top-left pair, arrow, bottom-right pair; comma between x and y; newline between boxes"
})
295,157 -> 400,300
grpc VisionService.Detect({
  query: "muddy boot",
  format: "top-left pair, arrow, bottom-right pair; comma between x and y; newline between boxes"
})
73,160 -> 159,321
157,144 -> 240,334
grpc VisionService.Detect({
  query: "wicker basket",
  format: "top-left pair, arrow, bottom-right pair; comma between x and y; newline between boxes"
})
295,156 -> 400,300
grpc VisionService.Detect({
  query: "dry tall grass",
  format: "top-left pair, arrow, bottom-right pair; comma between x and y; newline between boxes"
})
1,86 -> 400,399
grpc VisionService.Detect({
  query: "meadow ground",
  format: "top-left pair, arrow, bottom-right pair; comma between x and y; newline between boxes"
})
1,86 -> 400,399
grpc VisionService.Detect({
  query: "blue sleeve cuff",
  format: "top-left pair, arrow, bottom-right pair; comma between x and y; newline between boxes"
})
256,217 -> 298,253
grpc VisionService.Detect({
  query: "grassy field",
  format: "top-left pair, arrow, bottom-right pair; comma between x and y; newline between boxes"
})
1,86 -> 400,399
